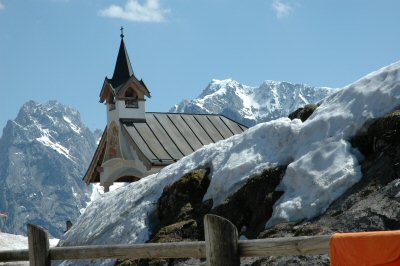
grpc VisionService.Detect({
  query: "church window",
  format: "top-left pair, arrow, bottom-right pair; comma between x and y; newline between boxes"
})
124,88 -> 138,108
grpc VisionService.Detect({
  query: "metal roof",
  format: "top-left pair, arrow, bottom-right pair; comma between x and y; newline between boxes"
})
84,113 -> 247,184
122,113 -> 247,165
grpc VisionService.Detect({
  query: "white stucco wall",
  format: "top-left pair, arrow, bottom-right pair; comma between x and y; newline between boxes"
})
107,100 -> 146,127
100,99 -> 149,189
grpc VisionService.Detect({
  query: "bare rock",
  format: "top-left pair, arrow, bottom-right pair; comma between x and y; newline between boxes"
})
211,166 -> 286,239
288,104 -> 319,122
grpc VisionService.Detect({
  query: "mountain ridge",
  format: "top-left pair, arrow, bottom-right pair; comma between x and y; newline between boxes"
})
171,79 -> 336,127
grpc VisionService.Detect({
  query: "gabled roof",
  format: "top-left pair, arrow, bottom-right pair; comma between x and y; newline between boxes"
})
84,113 -> 248,184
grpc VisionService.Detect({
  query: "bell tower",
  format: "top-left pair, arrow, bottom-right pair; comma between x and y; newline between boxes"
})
98,28 -> 151,191
99,27 -> 151,127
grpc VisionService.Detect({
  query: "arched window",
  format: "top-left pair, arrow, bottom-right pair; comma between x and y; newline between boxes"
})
124,88 -> 138,108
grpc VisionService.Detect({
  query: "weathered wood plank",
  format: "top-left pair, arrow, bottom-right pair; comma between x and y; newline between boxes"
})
0,250 -> 29,262
239,235 -> 331,256
0,233 -> 331,262
204,214 -> 240,266
27,224 -> 50,266
50,242 -> 206,260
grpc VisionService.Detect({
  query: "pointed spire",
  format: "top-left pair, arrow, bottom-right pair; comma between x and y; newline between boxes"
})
110,27 -> 134,88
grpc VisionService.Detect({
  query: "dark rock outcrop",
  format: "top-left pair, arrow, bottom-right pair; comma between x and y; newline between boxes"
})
352,109 -> 400,156
288,104 -> 319,122
211,166 -> 286,239
150,168 -> 212,249
155,168 -> 211,238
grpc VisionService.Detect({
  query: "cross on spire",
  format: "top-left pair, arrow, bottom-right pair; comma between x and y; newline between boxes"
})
120,26 -> 124,39
111,27 -> 134,88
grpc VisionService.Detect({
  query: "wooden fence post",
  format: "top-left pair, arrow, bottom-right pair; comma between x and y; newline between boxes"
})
27,224 -> 50,266
204,214 -> 240,266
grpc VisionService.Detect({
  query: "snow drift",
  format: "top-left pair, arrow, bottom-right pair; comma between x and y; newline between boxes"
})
60,61 -> 400,263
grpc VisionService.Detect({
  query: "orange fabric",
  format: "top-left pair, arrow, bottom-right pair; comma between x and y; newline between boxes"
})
330,231 -> 400,266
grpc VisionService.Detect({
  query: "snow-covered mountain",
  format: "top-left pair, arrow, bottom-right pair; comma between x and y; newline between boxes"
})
59,61 -> 400,266
170,79 -> 336,126
0,100 -> 97,238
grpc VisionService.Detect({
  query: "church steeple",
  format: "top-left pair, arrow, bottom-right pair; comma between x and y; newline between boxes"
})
99,28 -> 150,104
110,27 -> 134,88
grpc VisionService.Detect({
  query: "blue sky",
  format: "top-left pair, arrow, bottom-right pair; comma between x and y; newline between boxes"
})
1,0 -> 400,132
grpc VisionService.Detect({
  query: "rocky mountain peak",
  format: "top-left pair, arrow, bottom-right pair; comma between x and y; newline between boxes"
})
199,79 -> 243,97
15,100 -> 83,132
0,100 -> 97,237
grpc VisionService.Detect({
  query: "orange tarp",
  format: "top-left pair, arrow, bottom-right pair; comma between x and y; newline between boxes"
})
330,231 -> 400,266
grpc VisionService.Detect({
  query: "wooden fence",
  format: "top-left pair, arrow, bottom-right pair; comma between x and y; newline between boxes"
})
0,214 -> 331,265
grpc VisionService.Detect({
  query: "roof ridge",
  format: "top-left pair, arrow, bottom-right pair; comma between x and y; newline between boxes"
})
145,112 -> 249,128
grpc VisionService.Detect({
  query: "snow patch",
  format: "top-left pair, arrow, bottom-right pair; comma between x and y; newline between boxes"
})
63,116 -> 81,134
71,187 -> 78,198
35,127 -> 76,161
82,183 -> 131,214
36,134 -> 75,161
0,232 -> 27,251
0,232 -> 59,251
298,93 -> 309,104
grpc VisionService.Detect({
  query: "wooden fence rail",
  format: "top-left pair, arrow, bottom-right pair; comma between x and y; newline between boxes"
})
0,215 -> 331,265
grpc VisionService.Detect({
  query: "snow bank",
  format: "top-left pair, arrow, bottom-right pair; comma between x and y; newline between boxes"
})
0,232 -> 59,250
0,232 -> 29,266
0,232 -> 58,265
0,232 -> 28,251
268,60 -> 400,225
60,61 -> 400,264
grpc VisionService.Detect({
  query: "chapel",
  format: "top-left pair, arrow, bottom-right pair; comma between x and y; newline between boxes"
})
83,30 -> 248,191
